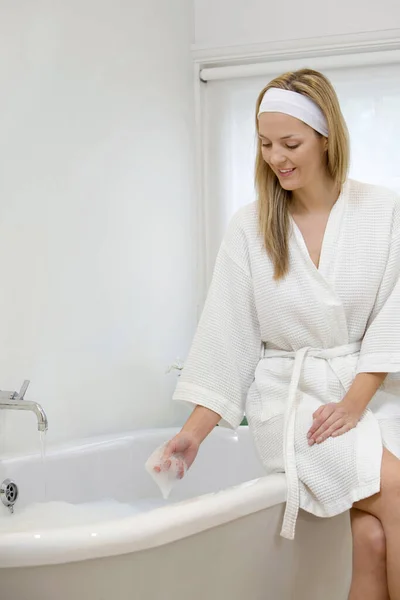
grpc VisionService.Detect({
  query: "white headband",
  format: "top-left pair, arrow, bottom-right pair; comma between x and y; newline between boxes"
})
258,88 -> 329,137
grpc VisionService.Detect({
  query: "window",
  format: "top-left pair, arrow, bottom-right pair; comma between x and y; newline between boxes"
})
202,63 -> 400,283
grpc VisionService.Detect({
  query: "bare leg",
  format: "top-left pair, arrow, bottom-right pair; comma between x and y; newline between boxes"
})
348,508 -> 389,600
354,448 -> 400,600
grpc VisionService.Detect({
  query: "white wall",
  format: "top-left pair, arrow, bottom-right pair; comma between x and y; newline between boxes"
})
194,0 -> 400,49
0,0 -> 197,455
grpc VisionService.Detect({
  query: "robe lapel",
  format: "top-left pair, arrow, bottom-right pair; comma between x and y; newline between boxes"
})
290,181 -> 350,344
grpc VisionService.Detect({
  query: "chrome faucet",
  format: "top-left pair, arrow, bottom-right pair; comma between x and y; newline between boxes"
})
0,380 -> 48,432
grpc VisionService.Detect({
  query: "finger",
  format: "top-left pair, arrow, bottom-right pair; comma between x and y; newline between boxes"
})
331,423 -> 354,438
308,405 -> 335,438
312,405 -> 325,420
313,418 -> 345,444
159,439 -> 178,467
153,459 -> 171,473
162,440 -> 176,459
160,458 -> 172,472
312,402 -> 335,419
312,412 -> 343,442
309,412 -> 343,444
153,455 -> 170,473
155,445 -> 174,472
177,457 -> 186,479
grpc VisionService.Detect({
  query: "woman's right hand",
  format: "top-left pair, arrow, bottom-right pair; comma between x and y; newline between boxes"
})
153,405 -> 221,479
154,431 -> 200,479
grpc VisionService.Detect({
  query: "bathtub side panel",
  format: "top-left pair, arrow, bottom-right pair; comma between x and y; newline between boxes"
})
0,506 -> 352,600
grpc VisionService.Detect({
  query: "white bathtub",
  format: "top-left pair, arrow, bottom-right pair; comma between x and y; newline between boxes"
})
0,427 -> 352,600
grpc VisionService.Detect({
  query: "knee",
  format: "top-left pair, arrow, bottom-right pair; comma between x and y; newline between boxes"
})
362,525 -> 386,560
352,513 -> 386,562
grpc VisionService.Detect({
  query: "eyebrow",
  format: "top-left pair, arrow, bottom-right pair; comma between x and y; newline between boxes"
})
259,134 -> 297,140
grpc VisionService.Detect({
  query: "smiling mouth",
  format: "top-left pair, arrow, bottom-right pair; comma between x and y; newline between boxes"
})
278,168 -> 296,177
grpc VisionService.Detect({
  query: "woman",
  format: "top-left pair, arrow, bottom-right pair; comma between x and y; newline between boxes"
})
158,69 -> 400,599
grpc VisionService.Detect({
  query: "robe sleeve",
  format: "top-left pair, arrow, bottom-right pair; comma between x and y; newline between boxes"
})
173,210 -> 261,429
357,227 -> 400,374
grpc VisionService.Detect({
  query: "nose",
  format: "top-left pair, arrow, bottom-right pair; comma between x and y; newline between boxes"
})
269,148 -> 288,168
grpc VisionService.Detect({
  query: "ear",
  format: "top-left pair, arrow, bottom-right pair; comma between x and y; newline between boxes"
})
323,137 -> 329,152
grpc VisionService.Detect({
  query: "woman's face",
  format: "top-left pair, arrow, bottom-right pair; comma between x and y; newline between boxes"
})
258,112 -> 328,191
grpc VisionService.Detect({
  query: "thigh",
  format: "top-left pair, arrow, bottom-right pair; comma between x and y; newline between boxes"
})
354,448 -> 400,519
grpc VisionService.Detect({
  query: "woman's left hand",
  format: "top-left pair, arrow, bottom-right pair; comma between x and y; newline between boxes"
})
307,401 -> 362,446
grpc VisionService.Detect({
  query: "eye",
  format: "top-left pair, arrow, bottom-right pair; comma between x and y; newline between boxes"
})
261,142 -> 271,148
286,144 -> 300,150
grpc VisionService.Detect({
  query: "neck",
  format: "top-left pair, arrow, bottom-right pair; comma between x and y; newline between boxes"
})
291,174 -> 339,215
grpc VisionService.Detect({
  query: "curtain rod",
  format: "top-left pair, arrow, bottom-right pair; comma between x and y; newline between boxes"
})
200,49 -> 400,82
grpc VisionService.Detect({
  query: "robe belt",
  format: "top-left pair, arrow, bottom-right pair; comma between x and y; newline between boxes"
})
260,341 -> 362,540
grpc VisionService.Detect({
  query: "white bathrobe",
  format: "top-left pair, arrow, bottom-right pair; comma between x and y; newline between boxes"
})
173,179 -> 400,539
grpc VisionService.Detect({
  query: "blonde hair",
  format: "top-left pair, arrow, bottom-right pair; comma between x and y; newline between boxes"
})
255,69 -> 349,279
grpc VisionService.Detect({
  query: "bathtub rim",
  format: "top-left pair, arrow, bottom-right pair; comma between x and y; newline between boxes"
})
0,427 -> 287,568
